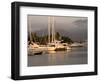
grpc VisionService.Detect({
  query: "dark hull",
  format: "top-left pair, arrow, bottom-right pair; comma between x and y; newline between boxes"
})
34,51 -> 43,55
28,51 -> 43,56
55,48 -> 66,51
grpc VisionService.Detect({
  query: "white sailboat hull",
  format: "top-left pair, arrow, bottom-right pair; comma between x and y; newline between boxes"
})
47,47 -> 56,51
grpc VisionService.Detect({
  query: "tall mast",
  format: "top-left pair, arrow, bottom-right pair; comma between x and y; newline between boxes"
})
53,16 -> 55,42
51,16 -> 53,42
29,19 -> 32,43
48,16 -> 55,43
48,16 -> 51,43
51,16 -> 55,43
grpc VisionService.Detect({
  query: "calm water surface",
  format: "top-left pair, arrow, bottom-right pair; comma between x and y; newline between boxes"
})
28,47 -> 87,66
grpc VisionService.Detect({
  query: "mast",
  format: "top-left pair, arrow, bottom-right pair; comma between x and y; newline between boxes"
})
51,16 -> 53,42
53,16 -> 55,42
48,16 -> 55,43
48,17 -> 50,43
51,16 -> 55,43
29,19 -> 32,43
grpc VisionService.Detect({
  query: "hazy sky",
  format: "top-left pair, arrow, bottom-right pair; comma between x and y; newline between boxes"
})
28,15 -> 88,41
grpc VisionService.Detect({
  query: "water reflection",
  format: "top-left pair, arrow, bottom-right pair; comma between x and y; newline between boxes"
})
48,50 -> 72,65
28,47 -> 87,66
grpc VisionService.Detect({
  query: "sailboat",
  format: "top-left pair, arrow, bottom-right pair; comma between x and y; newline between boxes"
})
28,20 -> 44,56
47,16 -> 56,51
47,16 -> 71,51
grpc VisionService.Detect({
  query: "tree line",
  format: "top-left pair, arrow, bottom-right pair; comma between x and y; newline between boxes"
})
28,32 -> 73,45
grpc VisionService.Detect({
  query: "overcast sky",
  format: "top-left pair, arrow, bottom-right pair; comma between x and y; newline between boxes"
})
27,15 -> 88,41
